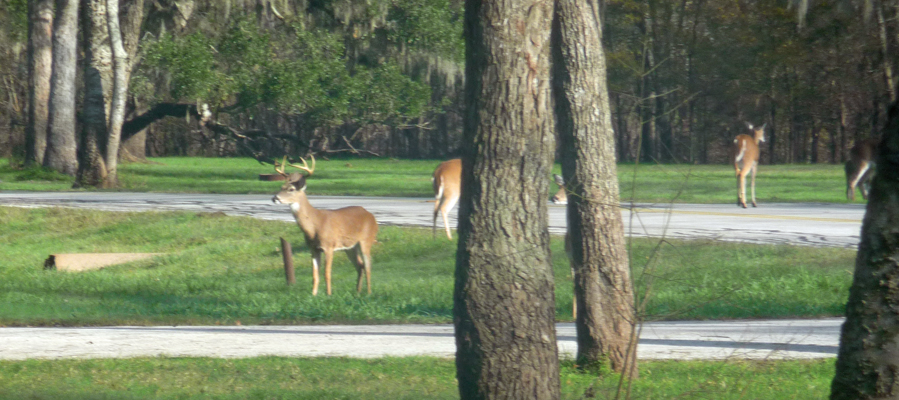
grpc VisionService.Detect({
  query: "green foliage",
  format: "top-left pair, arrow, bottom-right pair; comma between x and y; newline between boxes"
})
350,62 -> 433,123
141,32 -> 220,102
137,16 -> 432,129
0,0 -> 27,43
386,0 -> 464,61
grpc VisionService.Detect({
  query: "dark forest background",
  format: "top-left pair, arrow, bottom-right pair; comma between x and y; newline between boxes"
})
0,0 -> 891,163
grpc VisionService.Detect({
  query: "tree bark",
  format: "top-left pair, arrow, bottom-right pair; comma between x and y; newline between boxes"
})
73,0 -> 144,187
43,0 -> 79,175
831,101 -> 899,399
104,0 -> 129,186
551,0 -> 637,377
26,0 -> 54,166
453,0 -> 560,398
76,0 -> 112,187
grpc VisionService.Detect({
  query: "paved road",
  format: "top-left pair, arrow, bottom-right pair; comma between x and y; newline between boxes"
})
0,191 -> 866,248
0,319 -> 842,361
0,192 -> 857,360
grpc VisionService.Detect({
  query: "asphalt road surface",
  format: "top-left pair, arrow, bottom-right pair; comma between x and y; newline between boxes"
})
0,191 -> 866,248
0,191 -> 860,360
0,319 -> 842,361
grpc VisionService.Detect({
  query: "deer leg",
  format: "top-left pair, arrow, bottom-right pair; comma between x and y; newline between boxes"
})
850,162 -> 870,201
861,171 -> 872,200
311,250 -> 322,296
323,249 -> 334,296
433,198 -> 442,239
737,170 -> 748,208
363,253 -> 372,295
442,196 -> 458,240
750,162 -> 758,207
348,247 -> 365,294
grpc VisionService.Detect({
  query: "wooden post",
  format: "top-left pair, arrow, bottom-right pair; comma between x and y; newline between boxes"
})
280,237 -> 295,285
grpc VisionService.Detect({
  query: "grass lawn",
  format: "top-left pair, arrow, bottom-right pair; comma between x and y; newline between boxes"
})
0,356 -> 835,400
0,156 -> 859,204
0,206 -> 854,326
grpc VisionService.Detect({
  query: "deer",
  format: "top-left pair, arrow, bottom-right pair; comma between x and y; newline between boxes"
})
432,158 -> 462,240
845,137 -> 880,201
551,174 -> 568,205
271,155 -> 379,296
731,123 -> 766,208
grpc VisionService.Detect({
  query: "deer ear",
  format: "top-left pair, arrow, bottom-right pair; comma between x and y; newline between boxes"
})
289,173 -> 307,190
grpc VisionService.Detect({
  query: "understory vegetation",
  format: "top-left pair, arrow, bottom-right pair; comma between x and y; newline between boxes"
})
0,206 -> 854,326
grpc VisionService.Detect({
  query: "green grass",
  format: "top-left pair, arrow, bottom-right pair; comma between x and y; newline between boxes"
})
0,356 -> 835,399
0,207 -> 855,326
0,157 -> 859,204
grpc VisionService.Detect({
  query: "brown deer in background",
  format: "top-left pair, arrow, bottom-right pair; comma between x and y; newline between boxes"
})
272,156 -> 379,296
551,174 -> 568,205
432,158 -> 462,239
731,123 -> 766,208
845,137 -> 880,201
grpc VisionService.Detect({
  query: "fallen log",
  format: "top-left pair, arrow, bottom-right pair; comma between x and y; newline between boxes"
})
44,253 -> 163,271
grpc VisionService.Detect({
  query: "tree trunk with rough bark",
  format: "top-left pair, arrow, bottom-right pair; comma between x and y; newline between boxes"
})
453,0 -> 560,398
77,0 -> 112,187
76,0 -> 144,188
830,101 -> 899,399
26,0 -> 54,166
551,0 -> 637,378
44,0 -> 79,175
104,0 -> 128,185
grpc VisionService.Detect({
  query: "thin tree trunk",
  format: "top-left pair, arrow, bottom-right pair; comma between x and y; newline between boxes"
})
552,0 -> 637,378
104,0 -> 128,186
26,0 -> 54,166
454,0 -> 560,397
877,3 -> 897,103
44,0 -> 79,175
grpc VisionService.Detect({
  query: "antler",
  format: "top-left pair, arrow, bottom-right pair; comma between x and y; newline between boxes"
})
273,155 -> 316,176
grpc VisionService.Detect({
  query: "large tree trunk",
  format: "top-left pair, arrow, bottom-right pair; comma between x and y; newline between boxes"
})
453,0 -> 560,398
76,0 -> 112,188
830,101 -> 899,399
43,0 -> 79,175
551,0 -> 637,377
26,0 -> 54,166
76,0 -> 143,187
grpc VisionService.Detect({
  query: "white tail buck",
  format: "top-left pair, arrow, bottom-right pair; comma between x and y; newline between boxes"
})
432,158 -> 462,239
845,137 -> 880,201
731,123 -> 766,208
271,156 -> 378,296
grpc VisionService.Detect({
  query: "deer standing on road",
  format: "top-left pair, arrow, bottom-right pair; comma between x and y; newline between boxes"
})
272,156 -> 378,296
845,137 -> 880,201
432,158 -> 462,240
731,123 -> 766,208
